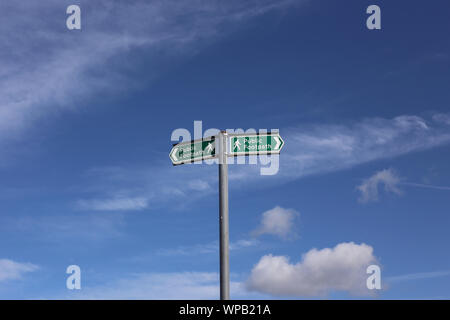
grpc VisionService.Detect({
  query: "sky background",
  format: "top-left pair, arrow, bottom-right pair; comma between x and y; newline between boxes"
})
0,0 -> 450,299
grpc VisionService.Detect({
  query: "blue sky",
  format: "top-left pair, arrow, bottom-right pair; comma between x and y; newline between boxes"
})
0,0 -> 450,299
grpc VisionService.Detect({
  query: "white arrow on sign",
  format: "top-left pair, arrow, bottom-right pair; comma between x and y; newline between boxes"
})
274,136 -> 281,150
170,147 -> 178,162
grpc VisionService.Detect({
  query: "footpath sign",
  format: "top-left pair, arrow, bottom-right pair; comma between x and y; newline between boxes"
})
169,137 -> 216,165
228,132 -> 284,156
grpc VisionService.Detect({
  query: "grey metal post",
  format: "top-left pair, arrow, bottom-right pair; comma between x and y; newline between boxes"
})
218,130 -> 230,300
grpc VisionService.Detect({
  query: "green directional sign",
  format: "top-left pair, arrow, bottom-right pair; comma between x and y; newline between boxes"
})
170,137 -> 217,165
228,133 -> 284,156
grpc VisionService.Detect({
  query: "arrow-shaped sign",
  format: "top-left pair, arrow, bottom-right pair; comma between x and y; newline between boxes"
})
169,136 -> 217,165
228,132 -> 284,156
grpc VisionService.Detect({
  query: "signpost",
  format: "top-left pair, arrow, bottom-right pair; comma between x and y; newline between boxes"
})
170,130 -> 284,300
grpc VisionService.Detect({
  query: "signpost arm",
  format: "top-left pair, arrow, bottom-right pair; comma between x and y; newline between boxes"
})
218,130 -> 230,300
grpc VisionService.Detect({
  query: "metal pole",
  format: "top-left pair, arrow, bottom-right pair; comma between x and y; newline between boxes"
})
218,130 -> 230,300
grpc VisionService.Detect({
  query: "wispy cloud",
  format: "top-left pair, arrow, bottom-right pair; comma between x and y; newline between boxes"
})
156,239 -> 259,257
0,212 -> 125,242
77,196 -> 148,211
273,114 -> 450,182
357,168 -> 402,203
432,113 -> 450,125
63,272 -> 247,300
356,168 -> 450,203
230,239 -> 260,251
386,270 -> 450,283
0,0 -> 298,149
402,182 -> 450,191
0,259 -> 38,282
76,163 -> 218,212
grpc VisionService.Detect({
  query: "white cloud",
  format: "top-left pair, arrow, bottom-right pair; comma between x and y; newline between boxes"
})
252,206 -> 299,239
357,168 -> 402,203
77,196 -> 148,211
66,272 -> 246,300
246,242 -> 378,297
0,259 -> 38,282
